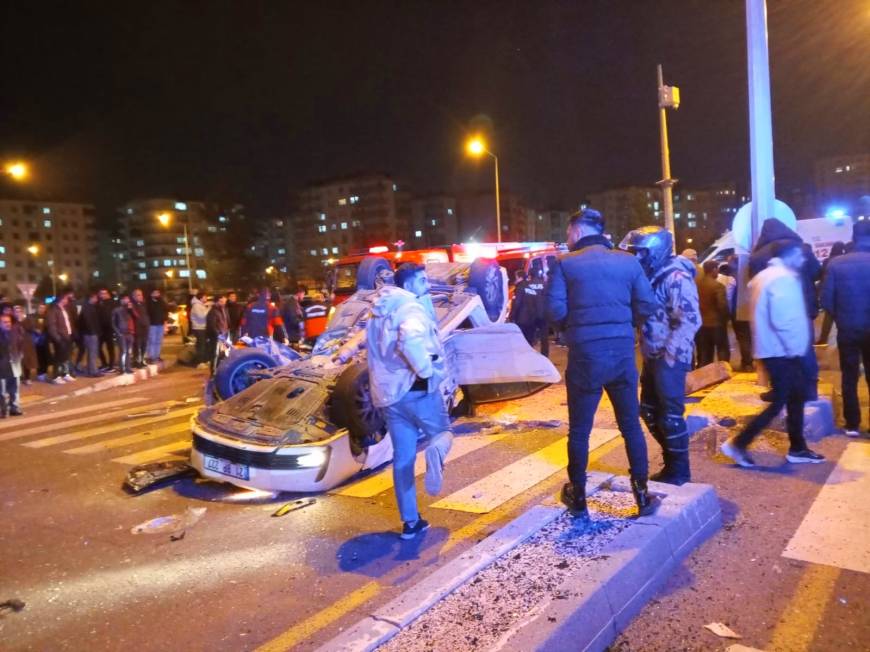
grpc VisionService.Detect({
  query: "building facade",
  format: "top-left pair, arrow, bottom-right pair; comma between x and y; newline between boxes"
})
409,195 -> 459,247
814,153 -> 870,217
586,186 -> 662,241
672,182 -> 739,252
117,198 -> 246,293
294,173 -> 410,279
0,198 -> 97,300
528,209 -> 571,242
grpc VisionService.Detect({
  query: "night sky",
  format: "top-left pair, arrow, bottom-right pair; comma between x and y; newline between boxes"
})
1,1 -> 867,223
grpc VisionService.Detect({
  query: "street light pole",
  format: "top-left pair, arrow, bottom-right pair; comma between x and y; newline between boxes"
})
656,64 -> 679,249
493,153 -> 501,243
183,223 -> 194,295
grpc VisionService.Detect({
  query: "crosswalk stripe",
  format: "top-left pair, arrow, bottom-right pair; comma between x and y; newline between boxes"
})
23,407 -> 199,449
112,440 -> 191,465
63,422 -> 193,455
0,397 -> 148,432
332,433 -> 509,498
431,428 -> 621,514
782,441 -> 870,574
0,399 -> 198,443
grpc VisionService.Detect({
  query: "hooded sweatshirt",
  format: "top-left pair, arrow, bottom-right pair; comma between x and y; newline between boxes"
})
366,286 -> 445,408
641,255 -> 701,366
749,257 -> 810,358
749,219 -> 820,319
189,297 -> 209,331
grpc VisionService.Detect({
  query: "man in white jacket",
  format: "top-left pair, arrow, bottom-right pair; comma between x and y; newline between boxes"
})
721,241 -> 825,466
367,263 -> 453,539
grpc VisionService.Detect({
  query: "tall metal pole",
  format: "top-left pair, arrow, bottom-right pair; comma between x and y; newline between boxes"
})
493,153 -> 501,243
49,259 -> 56,297
746,0 -> 776,247
657,64 -> 676,248
183,223 -> 194,294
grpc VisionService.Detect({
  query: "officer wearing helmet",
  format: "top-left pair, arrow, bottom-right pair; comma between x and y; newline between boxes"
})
620,226 -> 701,485
547,209 -> 661,520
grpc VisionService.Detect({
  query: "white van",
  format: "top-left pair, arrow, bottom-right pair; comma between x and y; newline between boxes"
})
700,216 -> 855,264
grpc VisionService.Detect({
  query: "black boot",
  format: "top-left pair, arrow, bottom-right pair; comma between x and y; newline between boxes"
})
656,417 -> 691,485
631,477 -> 661,517
560,482 -> 589,520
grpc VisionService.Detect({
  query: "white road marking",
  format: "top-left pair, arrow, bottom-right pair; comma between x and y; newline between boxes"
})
431,428 -> 621,514
0,397 -> 148,435
783,441 -> 870,574
332,433 -> 509,498
111,441 -> 191,465
63,422 -> 192,455
23,407 -> 199,449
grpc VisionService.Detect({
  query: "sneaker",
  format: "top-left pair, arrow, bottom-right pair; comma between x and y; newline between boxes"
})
400,518 -> 430,540
424,445 -> 446,496
786,449 -> 826,464
63,374 -> 76,382
50,377 -> 66,385
845,429 -> 861,438
8,408 -> 23,416
720,439 -> 755,468
22,379 -> 32,386
37,374 -> 47,382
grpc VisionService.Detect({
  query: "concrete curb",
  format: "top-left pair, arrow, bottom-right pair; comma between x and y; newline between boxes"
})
31,363 -> 163,404
318,471 -> 617,652
492,479 -> 722,652
318,476 -> 721,652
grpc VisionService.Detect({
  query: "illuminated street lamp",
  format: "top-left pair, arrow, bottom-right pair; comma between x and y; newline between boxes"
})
57,272 -> 68,284
156,212 -> 193,294
465,135 -> 502,243
3,161 -> 29,181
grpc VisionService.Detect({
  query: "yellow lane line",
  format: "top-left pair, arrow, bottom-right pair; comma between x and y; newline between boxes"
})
64,422 -> 193,455
766,563 -> 841,652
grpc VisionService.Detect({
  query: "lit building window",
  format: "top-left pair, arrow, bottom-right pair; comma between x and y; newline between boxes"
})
321,248 -> 328,255
180,270 -> 190,278
392,184 -> 398,191
137,261 -> 146,269
349,195 -> 360,204
277,248 -> 286,255
447,208 -> 454,215
0,261 -> 5,268
687,194 -> 695,201
196,269 -> 207,279
317,225 -> 327,233
835,167 -> 843,173
152,260 -> 159,267
207,225 -> 217,232
43,219 -> 52,228
136,239 -> 145,247
319,213 -> 326,221
331,223 -> 337,230
687,220 -> 697,228
275,220 -> 284,227
194,248 -> 204,257
175,202 -> 188,210
338,198 -> 347,206
218,215 -> 228,223
331,246 -> 339,254
163,259 -> 172,267
310,249 -> 317,256
414,230 -> 422,238
0,246 -> 5,253
42,207 -> 51,215
138,272 -> 147,280
340,222 -> 348,230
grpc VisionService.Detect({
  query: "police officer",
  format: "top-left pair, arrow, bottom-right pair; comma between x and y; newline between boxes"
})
547,209 -> 661,519
510,259 -> 548,356
621,226 -> 701,485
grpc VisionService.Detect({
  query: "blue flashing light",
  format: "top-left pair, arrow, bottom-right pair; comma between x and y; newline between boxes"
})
825,207 -> 846,220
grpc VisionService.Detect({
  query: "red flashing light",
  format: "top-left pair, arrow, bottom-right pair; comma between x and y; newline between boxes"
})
368,245 -> 389,254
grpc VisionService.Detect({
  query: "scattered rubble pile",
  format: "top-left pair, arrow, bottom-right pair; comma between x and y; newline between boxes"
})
379,490 -> 635,652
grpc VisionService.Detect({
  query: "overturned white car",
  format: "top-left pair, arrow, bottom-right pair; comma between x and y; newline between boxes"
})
190,259 -> 560,493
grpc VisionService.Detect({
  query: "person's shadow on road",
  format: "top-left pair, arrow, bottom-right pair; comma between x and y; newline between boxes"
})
335,527 -> 449,578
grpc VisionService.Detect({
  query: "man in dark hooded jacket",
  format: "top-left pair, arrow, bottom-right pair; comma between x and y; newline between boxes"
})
749,219 -> 820,400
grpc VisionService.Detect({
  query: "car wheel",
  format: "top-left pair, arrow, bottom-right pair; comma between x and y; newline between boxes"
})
332,363 -> 386,458
356,256 -> 393,291
468,258 -> 506,322
213,349 -> 277,400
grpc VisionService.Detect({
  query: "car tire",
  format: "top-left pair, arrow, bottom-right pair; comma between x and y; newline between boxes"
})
331,363 -> 386,458
356,256 -> 393,290
213,348 -> 277,400
468,258 -> 506,322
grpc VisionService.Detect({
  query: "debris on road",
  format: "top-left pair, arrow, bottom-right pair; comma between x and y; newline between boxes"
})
131,506 -> 207,540
704,622 -> 742,639
0,599 -> 25,615
125,407 -> 170,418
455,417 -> 564,437
124,461 -> 197,493
272,498 -> 316,517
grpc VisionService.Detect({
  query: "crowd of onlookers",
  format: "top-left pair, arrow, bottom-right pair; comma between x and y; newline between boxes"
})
0,283 -> 317,417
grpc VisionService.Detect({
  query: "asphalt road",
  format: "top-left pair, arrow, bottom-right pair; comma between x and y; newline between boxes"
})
1,341 -> 867,651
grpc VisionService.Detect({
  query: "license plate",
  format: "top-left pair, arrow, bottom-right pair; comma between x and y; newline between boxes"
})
204,455 -> 250,481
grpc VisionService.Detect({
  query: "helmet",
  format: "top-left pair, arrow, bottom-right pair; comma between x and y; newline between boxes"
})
619,226 -> 674,275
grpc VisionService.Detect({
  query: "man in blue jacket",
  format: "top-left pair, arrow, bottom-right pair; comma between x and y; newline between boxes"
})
547,209 -> 661,519
820,220 -> 870,436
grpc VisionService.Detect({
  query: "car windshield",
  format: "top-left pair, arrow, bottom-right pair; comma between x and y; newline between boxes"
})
334,264 -> 358,293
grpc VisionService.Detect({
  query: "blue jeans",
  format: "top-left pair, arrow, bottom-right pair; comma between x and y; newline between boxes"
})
83,334 -> 100,376
147,325 -> 164,361
383,389 -> 453,523
566,345 -> 649,486
0,376 -> 20,414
